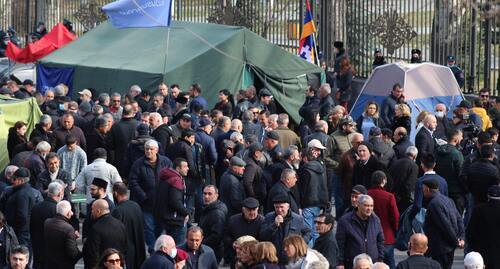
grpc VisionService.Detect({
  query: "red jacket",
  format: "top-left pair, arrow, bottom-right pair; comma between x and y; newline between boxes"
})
368,186 -> 399,244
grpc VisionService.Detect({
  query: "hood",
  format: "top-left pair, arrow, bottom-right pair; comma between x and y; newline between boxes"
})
304,160 -> 325,174
436,143 -> 457,155
159,168 -> 184,190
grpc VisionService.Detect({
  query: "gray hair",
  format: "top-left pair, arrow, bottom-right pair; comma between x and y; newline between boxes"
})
242,110 -> 253,122
405,146 -> 418,158
130,84 -> 142,94
98,93 -> 110,103
230,132 -> 243,142
39,114 -> 52,126
110,92 -> 121,99
4,165 -> 18,178
44,89 -> 54,97
353,253 -> 373,268
218,116 -> 231,127
36,141 -> 51,152
372,262 -> 389,269
357,194 -> 373,206
47,182 -> 64,198
154,234 -> 175,251
332,105 -> 345,114
269,114 -> 278,124
54,85 -> 65,96
149,112 -> 162,122
320,83 -> 331,94
56,200 -> 72,216
92,104 -> 103,115
277,114 -> 289,126
280,169 -> 296,182
144,139 -> 159,149
283,145 -> 299,160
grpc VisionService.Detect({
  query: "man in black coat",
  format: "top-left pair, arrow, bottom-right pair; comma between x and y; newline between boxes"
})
466,185 -> 500,269
178,226 -> 219,269
422,179 -> 464,269
318,84 -> 335,120
140,235 -> 176,269
36,153 -> 72,199
395,233 -> 441,269
392,127 -> 414,159
198,185 -> 227,262
388,146 -> 419,213
106,104 -> 138,175
224,197 -> 264,265
82,177 -> 115,238
266,168 -> 300,214
313,213 -> 338,269
112,182 -> 146,269
150,112 -> 173,153
30,181 -> 64,269
85,116 -> 108,163
128,140 -> 172,254
82,199 -> 127,269
44,200 -> 81,269
219,157 -> 246,217
352,141 -> 386,188
0,168 -> 42,247
414,114 -> 437,161
243,142 -> 266,202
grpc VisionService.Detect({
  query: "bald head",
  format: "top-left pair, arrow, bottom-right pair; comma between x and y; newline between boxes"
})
409,233 -> 428,254
423,114 -> 437,131
395,127 -> 407,136
231,119 -> 243,133
91,199 -> 110,219
318,120 -> 328,134
372,262 -> 389,269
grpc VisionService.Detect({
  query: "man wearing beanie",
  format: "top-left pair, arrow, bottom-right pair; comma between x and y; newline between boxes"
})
422,178 -> 464,269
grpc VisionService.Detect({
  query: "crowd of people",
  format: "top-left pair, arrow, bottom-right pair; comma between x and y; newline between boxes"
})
0,62 -> 497,269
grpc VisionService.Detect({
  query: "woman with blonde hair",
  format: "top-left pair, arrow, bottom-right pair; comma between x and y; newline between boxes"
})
356,101 -> 385,139
391,103 -> 412,136
236,239 -> 259,269
283,235 -> 329,269
250,242 -> 281,269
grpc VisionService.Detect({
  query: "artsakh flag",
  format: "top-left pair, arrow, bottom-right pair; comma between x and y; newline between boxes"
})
298,0 -> 317,64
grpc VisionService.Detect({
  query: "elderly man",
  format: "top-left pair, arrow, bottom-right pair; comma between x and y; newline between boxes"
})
352,253 -> 373,269
433,103 -> 454,140
82,199 -> 127,269
388,146 -> 419,213
76,148 -> 122,203
106,104 -> 138,174
395,233 -> 441,269
336,195 -> 384,269
392,127 -> 413,159
198,185 -> 227,262
220,157 -> 246,217
260,194 -> 311,264
274,113 -> 300,148
24,141 -> 51,187
50,113 -> 87,151
336,133 -> 364,215
464,252 -> 485,269
140,235 -> 176,269
267,168 -> 300,214
30,114 -> 52,142
150,112 -> 173,152
319,83 -> 335,120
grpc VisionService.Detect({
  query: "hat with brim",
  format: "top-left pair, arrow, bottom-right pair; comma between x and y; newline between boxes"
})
307,139 -> 326,150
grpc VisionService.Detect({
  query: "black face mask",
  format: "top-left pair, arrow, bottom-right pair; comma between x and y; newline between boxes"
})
374,56 -> 384,63
411,57 -> 421,63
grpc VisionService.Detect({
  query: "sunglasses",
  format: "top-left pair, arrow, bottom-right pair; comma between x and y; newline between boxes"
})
106,259 -> 121,264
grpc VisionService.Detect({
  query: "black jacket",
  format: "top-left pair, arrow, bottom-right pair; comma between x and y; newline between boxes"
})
140,250 -> 174,269
352,157 -> 386,189
299,160 -> 329,209
128,155 -> 172,212
44,214 -> 81,269
112,200 -> 146,269
466,200 -> 500,269
199,200 -> 228,262
166,138 -> 201,193
154,168 -> 189,227
435,144 -> 465,194
30,197 -> 57,266
423,192 -> 464,256
0,225 -> 18,268
29,124 -> 51,143
219,170 -> 246,217
82,214 -> 127,269
370,137 -> 396,168
415,128 -> 436,160
395,255 -> 441,269
178,243 -> 218,269
152,124 -> 173,153
106,117 -> 138,174
388,158 -> 419,212
393,137 -> 413,159
462,158 -> 500,205
243,156 -> 266,202
85,128 -> 107,163
319,95 -> 335,120
225,213 -> 264,248
313,229 -> 339,269
0,183 -> 42,246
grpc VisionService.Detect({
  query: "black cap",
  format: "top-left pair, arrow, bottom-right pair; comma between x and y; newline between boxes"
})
91,177 -> 108,189
369,127 -> 382,136
447,55 -> 456,62
488,185 -> 500,199
422,178 -> 439,190
411,48 -> 421,55
13,167 -> 30,178
334,41 -> 344,49
23,79 -> 34,86
260,88 -> 272,97
199,118 -> 212,127
180,114 -> 192,121
176,96 -> 188,104
243,197 -> 259,208
265,131 -> 279,141
351,184 -> 368,194
272,193 -> 290,204
374,48 -> 382,54
229,156 -> 246,167
457,100 -> 472,109
136,123 -> 150,136
248,142 -> 263,153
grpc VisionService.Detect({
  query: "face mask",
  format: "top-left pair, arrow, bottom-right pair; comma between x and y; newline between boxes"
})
41,153 -> 47,159
3,41 -> 8,45
435,111 -> 445,118
169,247 -> 177,259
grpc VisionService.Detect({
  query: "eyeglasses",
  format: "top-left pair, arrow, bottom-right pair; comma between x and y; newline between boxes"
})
106,259 -> 121,264
112,99 -> 121,102
314,221 -> 326,224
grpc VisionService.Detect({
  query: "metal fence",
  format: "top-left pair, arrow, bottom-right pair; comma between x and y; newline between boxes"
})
0,0 -> 499,94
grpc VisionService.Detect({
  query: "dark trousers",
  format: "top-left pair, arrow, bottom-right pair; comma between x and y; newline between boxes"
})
432,251 -> 454,269
449,192 -> 465,215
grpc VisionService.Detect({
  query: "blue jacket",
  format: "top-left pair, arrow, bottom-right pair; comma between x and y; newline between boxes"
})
190,96 -> 208,111
178,243 -> 218,269
410,172 -> 448,219
260,211 -> 311,263
140,251 -> 174,269
336,211 -> 385,268
195,129 -> 217,165
128,155 -> 172,212
423,192 -> 464,255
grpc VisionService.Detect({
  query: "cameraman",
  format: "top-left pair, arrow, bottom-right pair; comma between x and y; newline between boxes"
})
454,100 -> 483,130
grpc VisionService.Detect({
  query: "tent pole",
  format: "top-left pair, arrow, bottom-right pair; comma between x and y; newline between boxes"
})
162,27 -> 171,77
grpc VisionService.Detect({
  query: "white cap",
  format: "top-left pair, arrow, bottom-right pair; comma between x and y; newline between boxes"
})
78,89 -> 92,97
464,252 -> 484,269
307,139 -> 326,150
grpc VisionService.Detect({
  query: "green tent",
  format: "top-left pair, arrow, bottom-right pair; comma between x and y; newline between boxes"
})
0,97 -> 42,169
39,21 -> 324,123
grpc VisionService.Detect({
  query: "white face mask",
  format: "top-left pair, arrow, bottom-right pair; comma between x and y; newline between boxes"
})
169,247 -> 177,259
435,111 -> 445,118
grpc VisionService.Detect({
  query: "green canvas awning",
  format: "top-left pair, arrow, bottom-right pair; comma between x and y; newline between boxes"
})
39,21 -> 324,123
